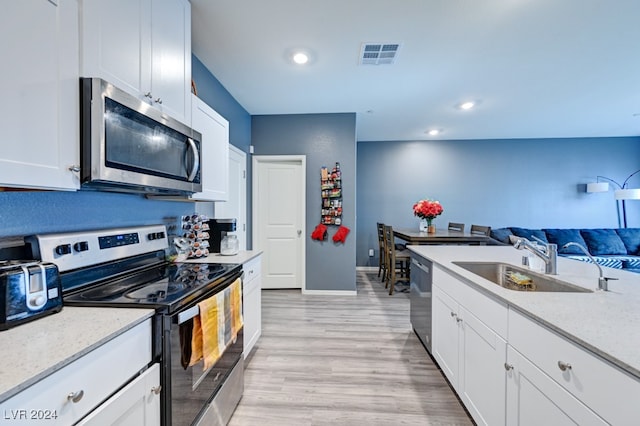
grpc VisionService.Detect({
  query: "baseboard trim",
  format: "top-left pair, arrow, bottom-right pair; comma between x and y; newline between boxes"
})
357,266 -> 378,272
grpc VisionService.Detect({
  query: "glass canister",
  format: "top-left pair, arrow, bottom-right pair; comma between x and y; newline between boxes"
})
220,234 -> 239,255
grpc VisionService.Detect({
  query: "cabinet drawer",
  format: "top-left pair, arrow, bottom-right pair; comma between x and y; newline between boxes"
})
243,257 -> 262,285
434,266 -> 508,338
77,363 -> 160,426
508,309 -> 639,424
0,319 -> 152,425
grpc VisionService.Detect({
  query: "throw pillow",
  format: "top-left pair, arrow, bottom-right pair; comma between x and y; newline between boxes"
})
490,228 -> 513,244
510,227 -> 548,243
543,229 -> 588,255
615,228 -> 640,255
580,229 -> 627,256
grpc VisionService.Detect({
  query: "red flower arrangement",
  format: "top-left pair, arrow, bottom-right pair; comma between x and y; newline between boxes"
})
413,199 -> 444,226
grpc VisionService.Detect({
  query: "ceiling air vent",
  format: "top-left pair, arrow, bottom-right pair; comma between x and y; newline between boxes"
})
359,43 -> 401,65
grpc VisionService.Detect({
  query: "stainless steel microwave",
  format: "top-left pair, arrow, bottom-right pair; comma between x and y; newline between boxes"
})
80,78 -> 202,195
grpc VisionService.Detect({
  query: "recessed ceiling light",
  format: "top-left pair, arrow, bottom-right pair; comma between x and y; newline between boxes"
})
292,52 -> 309,65
426,129 -> 441,136
460,101 -> 475,110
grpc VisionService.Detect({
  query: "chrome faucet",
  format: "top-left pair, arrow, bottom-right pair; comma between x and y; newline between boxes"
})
514,238 -> 558,275
562,242 -> 615,291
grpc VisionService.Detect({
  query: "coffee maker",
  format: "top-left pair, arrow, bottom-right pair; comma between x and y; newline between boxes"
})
208,218 -> 237,253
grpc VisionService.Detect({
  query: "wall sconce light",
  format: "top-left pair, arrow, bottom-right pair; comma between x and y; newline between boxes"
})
587,170 -> 640,228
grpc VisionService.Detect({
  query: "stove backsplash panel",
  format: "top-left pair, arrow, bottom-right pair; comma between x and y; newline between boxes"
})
0,191 -> 190,257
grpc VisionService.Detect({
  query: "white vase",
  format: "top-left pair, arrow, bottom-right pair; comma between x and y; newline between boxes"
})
419,219 -> 428,232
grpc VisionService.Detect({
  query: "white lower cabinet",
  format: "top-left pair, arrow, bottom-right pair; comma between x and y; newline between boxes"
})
0,319 -> 153,425
431,266 -> 640,426
458,305 -> 507,426
243,255 -> 262,358
508,309 -> 640,425
505,346 -> 606,426
432,267 -> 508,426
77,363 -> 160,426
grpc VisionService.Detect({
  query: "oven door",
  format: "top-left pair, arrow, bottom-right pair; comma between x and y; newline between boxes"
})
165,284 -> 244,426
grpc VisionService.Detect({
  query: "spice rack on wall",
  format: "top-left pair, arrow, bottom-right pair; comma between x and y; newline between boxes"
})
320,163 -> 342,225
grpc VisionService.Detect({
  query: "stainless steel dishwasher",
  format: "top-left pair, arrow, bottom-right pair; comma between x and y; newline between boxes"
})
410,254 -> 433,353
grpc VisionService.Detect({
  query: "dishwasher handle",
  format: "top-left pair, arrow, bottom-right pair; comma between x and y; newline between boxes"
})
411,258 -> 431,274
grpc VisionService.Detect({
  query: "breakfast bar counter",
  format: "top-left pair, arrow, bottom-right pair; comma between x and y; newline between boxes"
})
409,245 -> 640,379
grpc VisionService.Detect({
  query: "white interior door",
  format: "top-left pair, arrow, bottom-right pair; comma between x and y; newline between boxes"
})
215,145 -> 247,250
253,156 -> 305,290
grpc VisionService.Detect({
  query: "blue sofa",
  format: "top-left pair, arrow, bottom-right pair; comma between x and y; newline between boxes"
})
490,227 -> 640,273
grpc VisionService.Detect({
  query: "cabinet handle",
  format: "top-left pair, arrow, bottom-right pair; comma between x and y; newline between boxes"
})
557,361 -> 572,371
144,92 -> 153,99
456,317 -> 463,323
67,390 -> 84,403
504,363 -> 514,371
151,385 -> 162,395
450,312 -> 457,318
154,97 -> 163,104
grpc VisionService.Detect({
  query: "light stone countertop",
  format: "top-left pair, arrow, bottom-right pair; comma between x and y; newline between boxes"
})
408,245 -> 640,380
0,307 -> 154,403
181,250 -> 262,265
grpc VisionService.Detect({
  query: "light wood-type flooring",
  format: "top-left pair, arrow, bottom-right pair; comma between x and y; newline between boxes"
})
228,270 -> 473,426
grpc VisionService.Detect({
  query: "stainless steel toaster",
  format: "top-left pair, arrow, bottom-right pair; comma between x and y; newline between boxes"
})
0,260 -> 63,330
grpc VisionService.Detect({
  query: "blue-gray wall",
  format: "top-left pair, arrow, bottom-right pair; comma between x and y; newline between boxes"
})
0,191 -> 190,239
252,113 -> 357,291
192,55 -> 254,247
357,137 -> 640,266
192,56 -> 251,153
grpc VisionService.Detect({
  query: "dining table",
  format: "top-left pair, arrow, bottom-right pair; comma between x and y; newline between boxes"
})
392,228 -> 495,245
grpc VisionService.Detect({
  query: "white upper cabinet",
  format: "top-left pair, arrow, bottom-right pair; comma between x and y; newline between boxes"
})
189,95 -> 229,201
80,0 -> 192,125
0,0 -> 80,190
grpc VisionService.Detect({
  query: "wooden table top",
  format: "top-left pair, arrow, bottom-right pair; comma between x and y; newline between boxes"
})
392,228 -> 493,245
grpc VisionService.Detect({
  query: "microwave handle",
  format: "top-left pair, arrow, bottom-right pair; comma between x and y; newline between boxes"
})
186,138 -> 200,182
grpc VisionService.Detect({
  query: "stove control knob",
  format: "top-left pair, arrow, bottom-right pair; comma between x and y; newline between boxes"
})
55,244 -> 72,256
73,241 -> 89,252
148,233 -> 157,241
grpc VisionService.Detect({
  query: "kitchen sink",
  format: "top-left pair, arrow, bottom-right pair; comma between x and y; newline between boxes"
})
452,261 -> 593,293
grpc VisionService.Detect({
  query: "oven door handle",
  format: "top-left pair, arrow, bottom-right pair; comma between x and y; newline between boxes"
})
178,305 -> 200,325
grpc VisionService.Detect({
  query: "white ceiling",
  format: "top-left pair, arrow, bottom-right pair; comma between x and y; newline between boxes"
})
191,0 -> 640,142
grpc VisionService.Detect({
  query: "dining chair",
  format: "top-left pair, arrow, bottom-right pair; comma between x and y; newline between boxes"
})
448,222 -> 465,232
383,225 -> 410,295
376,222 -> 387,281
470,224 -> 491,236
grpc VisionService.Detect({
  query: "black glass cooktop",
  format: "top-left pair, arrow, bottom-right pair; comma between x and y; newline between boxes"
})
64,262 -> 241,312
